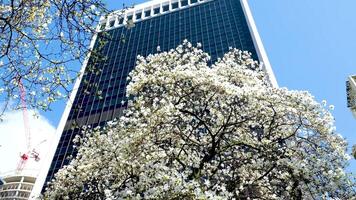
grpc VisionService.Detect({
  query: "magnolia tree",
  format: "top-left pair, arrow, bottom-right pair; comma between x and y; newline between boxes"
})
45,41 -> 355,199
0,0 -> 129,116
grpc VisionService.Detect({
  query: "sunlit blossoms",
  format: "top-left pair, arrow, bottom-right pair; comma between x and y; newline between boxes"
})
45,41 -> 355,199
0,0 -> 114,116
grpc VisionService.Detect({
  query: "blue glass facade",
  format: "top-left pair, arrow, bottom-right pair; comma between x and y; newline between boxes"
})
44,0 -> 260,189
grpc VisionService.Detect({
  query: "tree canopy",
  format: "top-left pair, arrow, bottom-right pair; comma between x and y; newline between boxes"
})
45,41 -> 355,199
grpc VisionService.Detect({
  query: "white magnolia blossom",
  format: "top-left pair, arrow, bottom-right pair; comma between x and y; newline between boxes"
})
0,0 -> 120,116
45,41 -> 355,199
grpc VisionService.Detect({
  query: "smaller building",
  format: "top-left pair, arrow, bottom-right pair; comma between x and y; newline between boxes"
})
347,75 -> 356,118
0,173 -> 36,200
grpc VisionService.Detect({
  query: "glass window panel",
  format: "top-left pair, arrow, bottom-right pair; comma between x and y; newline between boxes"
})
163,5 -> 169,12
154,7 -> 160,14
181,0 -> 188,6
109,20 -> 115,27
136,12 -> 142,19
119,18 -> 124,24
172,2 -> 179,9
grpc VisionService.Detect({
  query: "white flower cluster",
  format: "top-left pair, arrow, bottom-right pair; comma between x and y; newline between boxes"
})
0,0 -> 112,115
45,41 -> 355,199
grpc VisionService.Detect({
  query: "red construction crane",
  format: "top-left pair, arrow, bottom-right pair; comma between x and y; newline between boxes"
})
15,77 -> 41,174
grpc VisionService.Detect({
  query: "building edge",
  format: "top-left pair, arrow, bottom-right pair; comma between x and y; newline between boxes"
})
29,33 -> 99,199
240,0 -> 278,87
347,75 -> 356,118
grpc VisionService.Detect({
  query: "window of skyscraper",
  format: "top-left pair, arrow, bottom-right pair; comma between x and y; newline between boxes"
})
163,4 -> 169,12
154,7 -> 160,15
136,12 -> 142,20
181,0 -> 188,7
191,0 -> 198,4
109,20 -> 115,27
127,15 -> 133,21
118,18 -> 124,25
99,23 -> 105,30
145,10 -> 151,17
172,2 -> 179,9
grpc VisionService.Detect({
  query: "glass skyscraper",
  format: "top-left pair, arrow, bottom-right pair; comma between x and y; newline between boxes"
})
32,0 -> 277,195
347,75 -> 356,118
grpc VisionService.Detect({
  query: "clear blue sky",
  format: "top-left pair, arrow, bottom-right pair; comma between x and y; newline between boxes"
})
249,0 -> 356,171
43,0 -> 356,171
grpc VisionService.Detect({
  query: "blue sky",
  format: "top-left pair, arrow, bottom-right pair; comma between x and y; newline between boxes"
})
42,0 -> 356,171
249,0 -> 356,171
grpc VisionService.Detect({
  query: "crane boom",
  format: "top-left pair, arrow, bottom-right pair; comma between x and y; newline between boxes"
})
18,78 -> 31,151
15,77 -> 40,174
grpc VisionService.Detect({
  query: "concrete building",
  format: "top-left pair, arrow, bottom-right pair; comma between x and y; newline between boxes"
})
0,171 -> 36,200
32,0 -> 277,197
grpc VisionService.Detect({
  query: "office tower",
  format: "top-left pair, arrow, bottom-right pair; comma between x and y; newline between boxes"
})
0,174 -> 36,200
347,75 -> 356,118
32,0 -> 277,195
